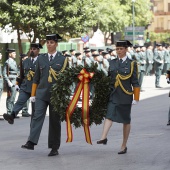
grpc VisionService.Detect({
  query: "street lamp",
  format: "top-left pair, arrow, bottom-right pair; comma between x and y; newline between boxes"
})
132,0 -> 136,46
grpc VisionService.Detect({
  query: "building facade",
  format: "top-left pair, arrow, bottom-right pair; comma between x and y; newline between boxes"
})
149,0 -> 170,33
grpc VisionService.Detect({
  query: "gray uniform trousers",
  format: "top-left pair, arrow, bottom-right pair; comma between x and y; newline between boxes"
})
146,63 -> 153,75
155,67 -> 162,86
6,83 -> 17,114
28,98 -> 61,149
21,99 -> 30,114
12,90 -> 34,116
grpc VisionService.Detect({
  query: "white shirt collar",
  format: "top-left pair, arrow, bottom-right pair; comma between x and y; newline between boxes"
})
31,56 -> 38,62
119,56 -> 127,63
48,51 -> 57,59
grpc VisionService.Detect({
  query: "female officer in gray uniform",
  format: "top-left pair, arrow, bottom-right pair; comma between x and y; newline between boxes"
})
2,49 -> 18,115
97,40 -> 140,154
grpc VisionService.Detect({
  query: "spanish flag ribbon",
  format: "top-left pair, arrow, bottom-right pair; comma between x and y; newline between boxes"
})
66,68 -> 94,144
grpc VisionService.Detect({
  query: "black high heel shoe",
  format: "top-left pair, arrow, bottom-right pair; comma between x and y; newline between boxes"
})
118,147 -> 127,154
97,138 -> 108,145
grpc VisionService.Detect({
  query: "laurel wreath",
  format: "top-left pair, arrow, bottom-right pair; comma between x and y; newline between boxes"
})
51,64 -> 111,128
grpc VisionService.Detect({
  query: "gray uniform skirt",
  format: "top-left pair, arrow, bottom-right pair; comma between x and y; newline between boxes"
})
106,102 -> 132,124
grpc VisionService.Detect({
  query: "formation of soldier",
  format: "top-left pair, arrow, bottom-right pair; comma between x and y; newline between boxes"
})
61,43 -> 169,91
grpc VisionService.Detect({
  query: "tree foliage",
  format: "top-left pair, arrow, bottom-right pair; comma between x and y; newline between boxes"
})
0,0 -> 153,51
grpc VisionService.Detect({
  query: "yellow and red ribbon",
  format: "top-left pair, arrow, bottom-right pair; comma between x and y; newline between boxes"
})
66,68 -> 94,144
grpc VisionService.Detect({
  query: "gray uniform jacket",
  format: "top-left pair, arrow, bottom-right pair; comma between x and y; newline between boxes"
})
164,50 -> 170,63
108,58 -> 139,104
138,51 -> 146,71
146,49 -> 154,64
154,50 -> 164,69
33,52 -> 67,102
3,58 -> 18,84
20,57 -> 37,93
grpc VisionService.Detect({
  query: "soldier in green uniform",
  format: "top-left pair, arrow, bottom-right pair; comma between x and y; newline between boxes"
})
97,40 -> 140,154
21,34 -> 68,156
138,45 -> 147,91
153,43 -> 164,88
3,43 -> 42,124
162,45 -> 170,75
2,49 -> 18,115
0,51 -> 4,120
146,44 -> 154,76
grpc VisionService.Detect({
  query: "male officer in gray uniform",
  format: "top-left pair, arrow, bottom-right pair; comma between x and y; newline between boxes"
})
154,43 -> 164,88
162,45 -> 170,75
146,44 -> 154,76
21,34 -> 68,156
138,45 -> 147,91
3,43 -> 42,124
83,49 -> 94,67
2,48 -> 18,115
0,51 -> 4,120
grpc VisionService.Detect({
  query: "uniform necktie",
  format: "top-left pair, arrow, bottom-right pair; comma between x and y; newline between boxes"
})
32,58 -> 34,63
50,55 -> 53,61
119,59 -> 123,63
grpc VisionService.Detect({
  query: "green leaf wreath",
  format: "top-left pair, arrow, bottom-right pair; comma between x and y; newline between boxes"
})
51,64 -> 111,128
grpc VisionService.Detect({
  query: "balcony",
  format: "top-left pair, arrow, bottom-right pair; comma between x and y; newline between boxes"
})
154,10 -> 166,15
155,27 -> 164,33
154,10 -> 170,16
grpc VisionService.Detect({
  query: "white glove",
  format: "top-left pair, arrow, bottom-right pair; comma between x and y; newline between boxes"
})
159,60 -> 163,63
167,78 -> 170,84
15,85 -> 20,91
132,100 -> 138,105
7,81 -> 14,87
143,60 -> 146,64
30,96 -> 36,102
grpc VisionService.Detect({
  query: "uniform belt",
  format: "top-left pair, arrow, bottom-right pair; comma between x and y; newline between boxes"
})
9,73 -> 17,75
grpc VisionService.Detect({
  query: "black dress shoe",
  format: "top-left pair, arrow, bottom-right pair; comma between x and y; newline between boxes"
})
48,149 -> 59,156
21,141 -> 34,150
3,114 -> 14,124
22,113 -> 31,117
97,138 -> 108,145
118,147 -> 127,154
167,121 -> 170,126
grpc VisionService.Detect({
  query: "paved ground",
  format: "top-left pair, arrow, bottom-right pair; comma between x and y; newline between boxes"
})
0,75 -> 170,170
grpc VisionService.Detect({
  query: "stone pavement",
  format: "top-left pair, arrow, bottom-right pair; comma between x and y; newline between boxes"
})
0,75 -> 170,170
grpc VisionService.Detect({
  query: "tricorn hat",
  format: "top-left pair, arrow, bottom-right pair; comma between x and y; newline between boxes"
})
46,34 -> 62,42
30,43 -> 43,49
116,40 -> 132,47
